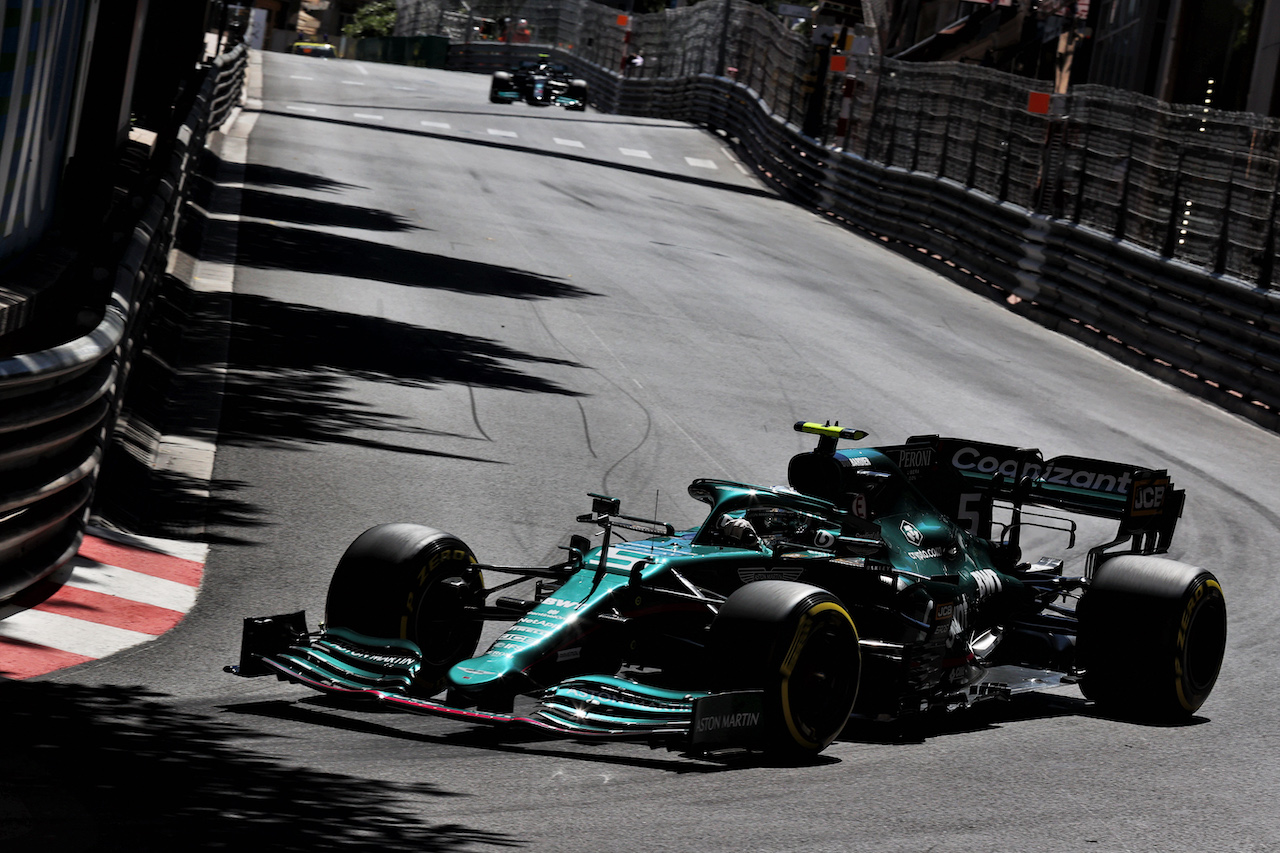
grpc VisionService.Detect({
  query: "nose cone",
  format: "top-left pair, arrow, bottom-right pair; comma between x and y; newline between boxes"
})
447,655 -> 537,701
448,659 -> 507,689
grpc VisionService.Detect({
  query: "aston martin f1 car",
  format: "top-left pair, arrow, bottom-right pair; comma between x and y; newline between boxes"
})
489,56 -> 587,110
229,422 -> 1227,757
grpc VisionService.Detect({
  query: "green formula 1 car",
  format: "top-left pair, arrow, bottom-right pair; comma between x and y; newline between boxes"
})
228,422 -> 1227,758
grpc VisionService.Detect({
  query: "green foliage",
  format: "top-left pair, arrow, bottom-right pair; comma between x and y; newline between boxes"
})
343,0 -> 398,38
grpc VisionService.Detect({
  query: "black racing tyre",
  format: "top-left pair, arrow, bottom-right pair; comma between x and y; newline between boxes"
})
1076,555 -> 1227,720
704,581 -> 860,756
567,80 -> 588,110
325,523 -> 484,696
489,72 -> 511,103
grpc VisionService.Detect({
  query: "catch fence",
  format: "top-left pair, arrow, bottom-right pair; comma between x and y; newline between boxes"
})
402,0 -> 1280,294
404,0 -> 1280,429
842,58 -> 1280,290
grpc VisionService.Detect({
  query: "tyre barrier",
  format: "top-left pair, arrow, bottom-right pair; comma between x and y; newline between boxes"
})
0,47 -> 247,603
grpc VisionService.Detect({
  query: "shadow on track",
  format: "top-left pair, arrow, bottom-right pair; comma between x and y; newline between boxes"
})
836,692 -> 1211,746
223,695 -> 838,775
242,162 -> 364,192
0,681 -> 520,851
234,187 -> 427,233
94,149 -> 594,539
219,292 -> 585,447
225,219 -> 594,298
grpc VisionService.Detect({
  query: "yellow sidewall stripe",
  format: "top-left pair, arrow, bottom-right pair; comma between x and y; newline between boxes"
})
780,600 -> 856,750
1175,578 -> 1223,712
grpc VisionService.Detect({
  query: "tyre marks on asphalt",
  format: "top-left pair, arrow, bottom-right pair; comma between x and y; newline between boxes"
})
0,530 -> 206,679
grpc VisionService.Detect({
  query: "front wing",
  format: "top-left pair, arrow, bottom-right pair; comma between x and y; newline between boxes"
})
491,85 -> 521,102
491,82 -> 584,109
227,615 -> 763,750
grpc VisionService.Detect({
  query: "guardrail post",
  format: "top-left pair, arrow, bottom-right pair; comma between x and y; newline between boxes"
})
1259,163 -> 1280,291
1163,141 -> 1186,258
1216,150 -> 1236,276
1114,120 -> 1134,242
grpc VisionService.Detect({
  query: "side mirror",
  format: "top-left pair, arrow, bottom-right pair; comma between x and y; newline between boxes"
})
589,493 -> 620,516
569,534 -> 592,560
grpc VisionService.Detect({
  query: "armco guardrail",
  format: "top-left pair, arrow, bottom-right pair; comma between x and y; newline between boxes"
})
0,46 -> 246,602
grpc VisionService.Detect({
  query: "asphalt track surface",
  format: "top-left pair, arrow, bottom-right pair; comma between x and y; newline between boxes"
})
3,51 -> 1279,851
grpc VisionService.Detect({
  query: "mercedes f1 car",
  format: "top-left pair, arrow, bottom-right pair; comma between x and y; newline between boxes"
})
489,56 -> 587,110
229,422 -> 1227,758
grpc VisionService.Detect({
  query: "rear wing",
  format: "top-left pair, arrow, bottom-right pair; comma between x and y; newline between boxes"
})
787,423 -> 1183,561
880,435 -> 1184,555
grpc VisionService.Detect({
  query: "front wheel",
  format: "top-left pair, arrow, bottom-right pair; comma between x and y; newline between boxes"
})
704,581 -> 860,756
324,523 -> 484,696
1076,555 -> 1227,719
489,72 -> 512,103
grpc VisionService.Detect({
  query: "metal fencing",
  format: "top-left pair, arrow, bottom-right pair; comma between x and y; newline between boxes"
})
435,0 -> 1280,431
409,0 -> 1280,297
0,46 -> 247,602
841,58 -> 1280,292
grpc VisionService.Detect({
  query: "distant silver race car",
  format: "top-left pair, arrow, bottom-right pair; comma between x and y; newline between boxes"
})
490,56 -> 587,110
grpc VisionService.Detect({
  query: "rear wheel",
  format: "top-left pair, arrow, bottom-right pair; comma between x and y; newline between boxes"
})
325,523 -> 484,696
1077,555 -> 1227,719
704,581 -> 860,756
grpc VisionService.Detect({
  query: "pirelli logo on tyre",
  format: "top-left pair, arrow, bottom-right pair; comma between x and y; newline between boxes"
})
418,549 -> 476,584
